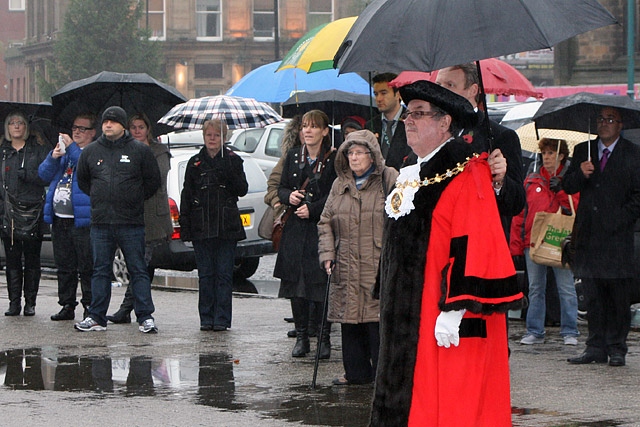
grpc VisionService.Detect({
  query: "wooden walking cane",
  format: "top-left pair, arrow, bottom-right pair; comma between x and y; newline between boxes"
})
311,261 -> 334,389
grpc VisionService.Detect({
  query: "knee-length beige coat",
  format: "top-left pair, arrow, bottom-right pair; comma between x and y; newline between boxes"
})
318,130 -> 398,324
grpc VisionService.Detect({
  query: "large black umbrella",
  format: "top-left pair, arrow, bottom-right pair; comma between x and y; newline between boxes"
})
334,0 -> 617,74
51,71 -> 187,136
533,92 -> 640,134
0,101 -> 55,145
281,90 -> 377,125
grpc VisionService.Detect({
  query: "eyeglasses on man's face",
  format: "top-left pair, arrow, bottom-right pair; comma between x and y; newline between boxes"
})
345,150 -> 371,158
9,120 -> 25,127
400,110 -> 442,121
72,125 -> 93,133
596,116 -> 621,125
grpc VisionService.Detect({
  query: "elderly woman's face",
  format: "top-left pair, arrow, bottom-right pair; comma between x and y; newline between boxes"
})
8,116 -> 27,140
346,143 -> 373,177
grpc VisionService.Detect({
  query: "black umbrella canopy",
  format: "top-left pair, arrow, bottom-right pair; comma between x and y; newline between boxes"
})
51,71 -> 187,136
0,101 -> 55,145
533,92 -> 640,134
281,90 -> 377,125
334,0 -> 617,74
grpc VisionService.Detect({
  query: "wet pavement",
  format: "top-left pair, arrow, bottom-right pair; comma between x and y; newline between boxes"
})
1,265 -> 640,426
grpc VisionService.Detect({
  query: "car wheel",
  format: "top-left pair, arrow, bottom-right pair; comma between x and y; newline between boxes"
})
113,247 -> 131,287
233,257 -> 260,280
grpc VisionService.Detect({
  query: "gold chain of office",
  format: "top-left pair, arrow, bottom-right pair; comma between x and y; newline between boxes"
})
389,153 -> 480,214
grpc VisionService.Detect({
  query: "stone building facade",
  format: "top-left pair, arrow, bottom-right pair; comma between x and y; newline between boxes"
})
2,0 -> 638,103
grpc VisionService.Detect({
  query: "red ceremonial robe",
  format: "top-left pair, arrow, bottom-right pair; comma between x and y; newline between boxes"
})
408,154 -> 521,427
370,139 -> 523,427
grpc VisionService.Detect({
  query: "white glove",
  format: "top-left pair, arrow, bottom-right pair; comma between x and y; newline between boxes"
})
434,309 -> 466,348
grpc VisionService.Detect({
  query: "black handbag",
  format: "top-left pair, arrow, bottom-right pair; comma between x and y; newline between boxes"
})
2,191 -> 44,242
1,152 -> 44,243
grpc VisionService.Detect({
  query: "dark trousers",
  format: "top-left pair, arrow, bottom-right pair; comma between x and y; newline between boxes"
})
193,238 -> 236,328
3,237 -> 42,307
583,277 -> 632,356
52,217 -> 92,309
341,322 -> 380,384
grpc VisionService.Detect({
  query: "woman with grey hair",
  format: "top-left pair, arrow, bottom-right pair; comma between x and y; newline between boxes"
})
318,129 -> 398,385
179,119 -> 248,331
1,111 -> 49,316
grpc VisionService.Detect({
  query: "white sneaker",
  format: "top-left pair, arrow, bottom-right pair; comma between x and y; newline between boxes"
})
520,334 -> 544,345
74,317 -> 107,332
563,336 -> 578,346
139,318 -> 158,334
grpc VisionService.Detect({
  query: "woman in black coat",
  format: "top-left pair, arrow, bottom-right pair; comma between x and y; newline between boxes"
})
179,119 -> 248,331
273,110 -> 337,358
1,111 -> 50,316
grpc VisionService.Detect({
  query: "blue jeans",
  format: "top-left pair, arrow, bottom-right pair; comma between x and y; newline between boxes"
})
89,225 -> 155,326
524,248 -> 579,338
192,238 -> 236,328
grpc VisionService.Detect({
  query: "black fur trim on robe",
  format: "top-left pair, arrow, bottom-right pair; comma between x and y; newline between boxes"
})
370,139 -> 474,427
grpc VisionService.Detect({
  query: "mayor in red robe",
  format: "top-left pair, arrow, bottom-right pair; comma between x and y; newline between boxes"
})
370,80 -> 524,427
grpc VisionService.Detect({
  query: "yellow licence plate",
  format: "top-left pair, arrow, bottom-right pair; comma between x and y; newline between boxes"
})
240,213 -> 251,227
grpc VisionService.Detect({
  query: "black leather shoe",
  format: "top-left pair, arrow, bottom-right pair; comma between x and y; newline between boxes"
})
200,324 -> 214,331
567,352 -> 607,364
212,325 -> 227,332
287,329 -> 297,338
23,305 -> 35,316
106,310 -> 131,324
609,354 -> 626,367
51,307 -> 75,321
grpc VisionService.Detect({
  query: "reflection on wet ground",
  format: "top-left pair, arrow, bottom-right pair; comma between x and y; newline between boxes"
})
0,347 -> 631,427
0,347 -> 373,425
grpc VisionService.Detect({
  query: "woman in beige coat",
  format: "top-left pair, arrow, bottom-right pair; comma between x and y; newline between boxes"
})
318,129 -> 398,385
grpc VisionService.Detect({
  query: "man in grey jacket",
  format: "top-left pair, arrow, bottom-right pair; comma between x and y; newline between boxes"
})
74,106 -> 161,333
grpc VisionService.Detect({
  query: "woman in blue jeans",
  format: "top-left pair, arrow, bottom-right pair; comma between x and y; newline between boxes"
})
179,119 -> 248,331
510,138 -> 580,345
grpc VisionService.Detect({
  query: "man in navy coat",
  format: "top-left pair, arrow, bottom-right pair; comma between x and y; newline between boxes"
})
563,106 -> 640,367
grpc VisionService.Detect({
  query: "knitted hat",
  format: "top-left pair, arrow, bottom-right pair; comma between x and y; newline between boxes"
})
102,106 -> 128,128
398,80 -> 477,129
341,115 -> 366,132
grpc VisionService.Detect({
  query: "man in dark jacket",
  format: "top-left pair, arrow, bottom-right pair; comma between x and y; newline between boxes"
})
564,106 -> 640,367
366,72 -> 412,170
74,106 -> 161,333
435,63 -> 525,237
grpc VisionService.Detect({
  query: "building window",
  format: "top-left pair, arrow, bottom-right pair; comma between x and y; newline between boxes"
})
307,0 -> 332,29
9,0 -> 25,11
140,0 -> 165,40
196,87 -> 221,98
196,0 -> 222,40
195,63 -> 223,79
253,0 -> 275,40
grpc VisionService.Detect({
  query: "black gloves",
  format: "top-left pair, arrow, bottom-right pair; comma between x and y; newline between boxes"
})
549,176 -> 562,193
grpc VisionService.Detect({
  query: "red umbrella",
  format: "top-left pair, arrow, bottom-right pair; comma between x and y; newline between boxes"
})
389,58 -> 542,99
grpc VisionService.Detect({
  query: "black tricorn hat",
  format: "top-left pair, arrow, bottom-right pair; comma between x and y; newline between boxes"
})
399,80 -> 478,129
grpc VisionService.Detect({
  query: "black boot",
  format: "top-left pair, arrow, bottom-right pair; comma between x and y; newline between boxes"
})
106,285 -> 134,323
291,298 -> 310,357
318,319 -> 332,360
51,305 -> 75,321
4,269 -> 23,316
23,269 -> 40,316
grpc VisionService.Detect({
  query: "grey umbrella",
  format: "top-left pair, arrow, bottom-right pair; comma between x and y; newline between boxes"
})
533,92 -> 640,134
51,71 -> 187,136
334,0 -> 617,74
